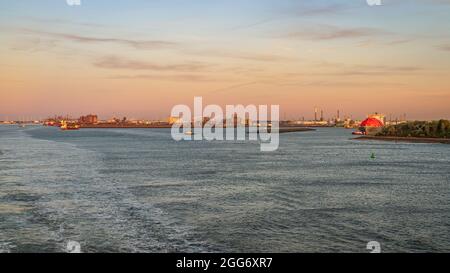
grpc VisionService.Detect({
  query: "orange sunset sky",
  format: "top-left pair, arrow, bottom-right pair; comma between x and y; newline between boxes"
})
1,0 -> 450,120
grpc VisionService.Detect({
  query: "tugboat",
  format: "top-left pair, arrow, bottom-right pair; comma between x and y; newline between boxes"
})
60,121 -> 80,131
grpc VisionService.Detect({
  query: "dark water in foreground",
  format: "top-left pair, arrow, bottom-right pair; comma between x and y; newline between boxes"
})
0,125 -> 449,253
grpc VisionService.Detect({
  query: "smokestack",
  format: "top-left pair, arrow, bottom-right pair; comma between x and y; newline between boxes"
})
314,107 -> 318,121
320,110 -> 324,121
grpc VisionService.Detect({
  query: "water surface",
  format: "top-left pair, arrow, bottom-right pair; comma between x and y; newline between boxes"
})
0,125 -> 449,252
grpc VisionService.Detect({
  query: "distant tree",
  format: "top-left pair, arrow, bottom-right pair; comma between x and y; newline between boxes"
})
377,120 -> 450,138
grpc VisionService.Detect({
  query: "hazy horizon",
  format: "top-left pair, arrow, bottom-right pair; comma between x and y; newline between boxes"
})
1,0 -> 450,120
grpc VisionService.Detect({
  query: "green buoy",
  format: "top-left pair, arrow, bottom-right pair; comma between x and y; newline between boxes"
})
371,153 -> 376,159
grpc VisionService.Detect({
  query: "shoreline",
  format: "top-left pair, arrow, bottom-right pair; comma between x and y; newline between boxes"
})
278,127 -> 316,134
354,135 -> 450,144
79,124 -> 315,134
80,124 -> 172,129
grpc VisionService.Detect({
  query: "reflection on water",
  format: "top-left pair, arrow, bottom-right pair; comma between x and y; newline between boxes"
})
0,125 -> 449,253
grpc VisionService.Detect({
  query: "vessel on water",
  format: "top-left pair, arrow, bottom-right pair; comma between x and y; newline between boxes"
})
60,121 -> 80,131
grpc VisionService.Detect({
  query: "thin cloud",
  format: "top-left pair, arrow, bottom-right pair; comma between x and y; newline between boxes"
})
279,64 -> 423,78
293,3 -> 346,16
210,81 -> 261,94
220,52 -> 293,62
187,49 -> 294,62
19,28 -> 177,50
230,3 -> 346,31
277,80 -> 406,88
286,25 -> 387,41
386,39 -> 413,45
354,64 -> 423,72
94,56 -> 208,72
230,18 -> 278,31
357,38 -> 414,48
107,74 -> 217,82
437,44 -> 450,51
311,65 -> 422,77
26,17 -> 107,28
10,37 -> 58,52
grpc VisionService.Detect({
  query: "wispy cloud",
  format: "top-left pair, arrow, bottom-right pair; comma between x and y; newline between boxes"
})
385,39 -> 413,45
354,64 -> 423,72
19,28 -> 177,50
25,17 -> 107,28
437,44 -> 450,51
210,81 -> 262,94
229,18 -> 278,31
286,25 -> 387,41
277,80 -> 406,88
10,37 -> 58,52
217,52 -> 294,62
94,56 -> 208,71
292,3 -> 346,16
279,64 -> 423,78
106,74 -> 217,82
230,3 -> 347,31
186,49 -> 294,62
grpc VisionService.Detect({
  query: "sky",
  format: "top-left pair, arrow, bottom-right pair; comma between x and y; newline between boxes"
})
0,0 -> 450,120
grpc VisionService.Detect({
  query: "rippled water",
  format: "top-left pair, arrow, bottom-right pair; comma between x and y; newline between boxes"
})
0,125 -> 449,253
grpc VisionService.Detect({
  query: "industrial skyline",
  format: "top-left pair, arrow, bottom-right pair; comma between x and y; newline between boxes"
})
1,0 -> 450,120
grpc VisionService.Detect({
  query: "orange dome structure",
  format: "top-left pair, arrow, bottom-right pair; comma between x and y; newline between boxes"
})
360,118 -> 384,127
357,117 -> 385,135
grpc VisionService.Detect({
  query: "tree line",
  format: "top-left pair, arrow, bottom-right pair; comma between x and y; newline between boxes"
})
378,120 -> 450,138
